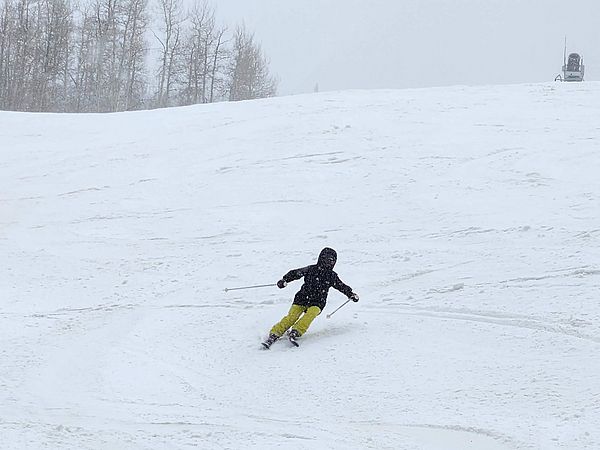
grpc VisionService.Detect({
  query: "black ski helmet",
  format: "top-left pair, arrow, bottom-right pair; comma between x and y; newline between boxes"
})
318,247 -> 337,269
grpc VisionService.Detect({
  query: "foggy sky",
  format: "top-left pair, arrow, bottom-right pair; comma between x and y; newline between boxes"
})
213,0 -> 599,95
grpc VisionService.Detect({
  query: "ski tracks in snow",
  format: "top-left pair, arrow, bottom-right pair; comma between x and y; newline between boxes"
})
372,304 -> 600,345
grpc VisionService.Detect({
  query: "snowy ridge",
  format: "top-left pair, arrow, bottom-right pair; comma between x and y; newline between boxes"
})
1,83 -> 599,449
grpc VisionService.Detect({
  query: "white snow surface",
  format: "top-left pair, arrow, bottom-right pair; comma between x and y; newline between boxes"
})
1,83 -> 599,450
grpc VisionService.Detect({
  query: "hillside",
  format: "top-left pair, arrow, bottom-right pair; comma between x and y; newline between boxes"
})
1,83 -> 599,449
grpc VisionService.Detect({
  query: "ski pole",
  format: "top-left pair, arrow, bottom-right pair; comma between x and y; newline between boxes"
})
326,299 -> 351,319
224,283 -> 276,293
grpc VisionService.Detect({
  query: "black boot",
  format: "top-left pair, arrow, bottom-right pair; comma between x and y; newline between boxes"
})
288,329 -> 300,347
261,333 -> 279,349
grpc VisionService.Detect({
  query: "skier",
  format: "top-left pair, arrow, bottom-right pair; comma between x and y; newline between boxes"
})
262,247 -> 359,348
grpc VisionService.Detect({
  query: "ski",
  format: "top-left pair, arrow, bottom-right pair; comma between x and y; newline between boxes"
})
261,331 -> 300,349
261,334 -> 279,349
288,330 -> 300,347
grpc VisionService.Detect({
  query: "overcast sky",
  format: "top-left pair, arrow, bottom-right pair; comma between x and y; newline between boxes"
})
212,0 -> 599,95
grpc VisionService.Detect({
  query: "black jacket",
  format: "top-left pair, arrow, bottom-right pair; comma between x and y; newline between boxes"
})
282,265 -> 353,310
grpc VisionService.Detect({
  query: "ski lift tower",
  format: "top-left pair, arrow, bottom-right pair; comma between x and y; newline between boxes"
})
556,38 -> 584,82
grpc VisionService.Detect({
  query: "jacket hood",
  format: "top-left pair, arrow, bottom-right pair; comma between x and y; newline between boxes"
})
317,247 -> 337,269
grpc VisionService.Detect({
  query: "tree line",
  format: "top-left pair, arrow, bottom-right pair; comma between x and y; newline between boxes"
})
0,0 -> 277,112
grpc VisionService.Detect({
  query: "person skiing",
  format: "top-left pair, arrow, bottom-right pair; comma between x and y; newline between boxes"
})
262,247 -> 359,349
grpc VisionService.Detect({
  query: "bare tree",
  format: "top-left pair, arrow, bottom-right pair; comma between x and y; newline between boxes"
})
154,0 -> 184,107
70,0 -> 148,112
71,3 -> 98,111
0,0 -> 14,109
0,0 -> 36,110
36,0 -> 74,111
0,0 -> 73,111
208,25 -> 226,102
227,24 -> 277,101
180,0 -> 209,105
73,0 -> 122,112
178,0 -> 227,105
118,0 -> 148,110
0,0 -> 278,112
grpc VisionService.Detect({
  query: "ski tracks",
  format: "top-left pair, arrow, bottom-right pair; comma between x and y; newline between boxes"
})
370,304 -> 600,345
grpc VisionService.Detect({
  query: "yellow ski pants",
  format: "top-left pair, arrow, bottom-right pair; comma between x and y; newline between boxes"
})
270,304 -> 322,337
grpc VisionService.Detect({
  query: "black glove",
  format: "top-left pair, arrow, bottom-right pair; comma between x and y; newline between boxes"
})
277,279 -> 287,289
349,292 -> 359,302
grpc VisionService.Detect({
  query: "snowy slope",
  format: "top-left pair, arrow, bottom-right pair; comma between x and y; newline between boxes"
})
1,83 -> 599,450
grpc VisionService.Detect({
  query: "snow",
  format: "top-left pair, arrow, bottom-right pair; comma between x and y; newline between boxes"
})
1,82 -> 599,449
